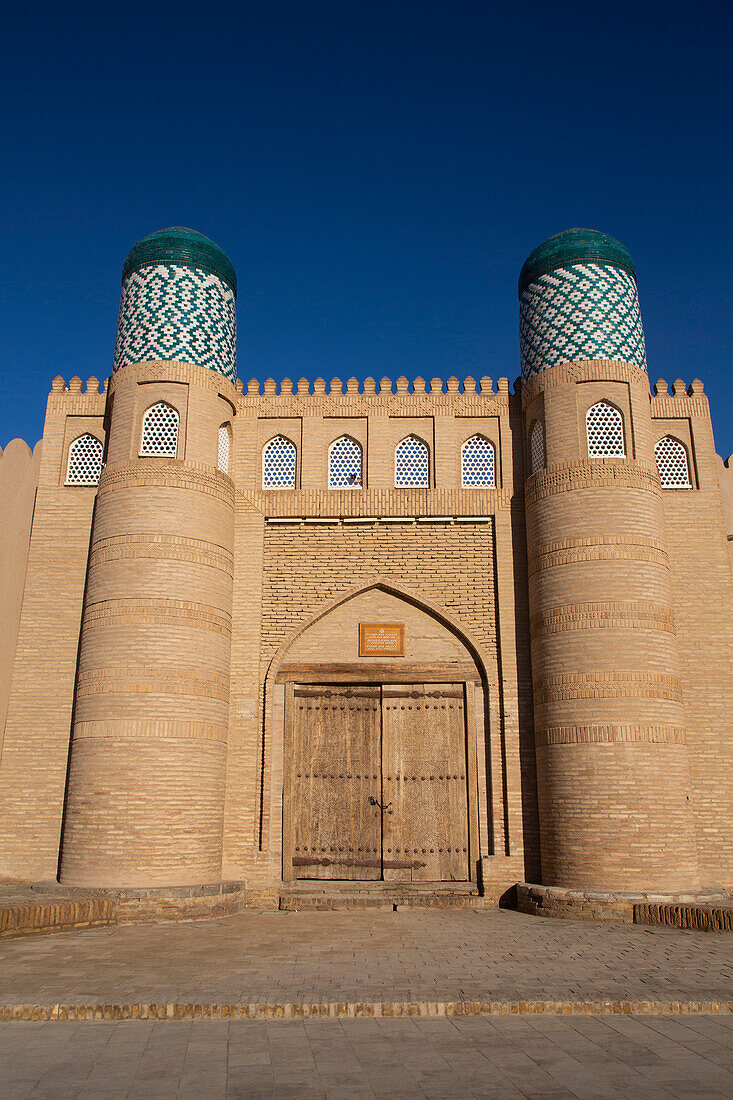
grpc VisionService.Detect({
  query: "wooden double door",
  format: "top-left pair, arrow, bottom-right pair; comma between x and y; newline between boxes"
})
286,683 -> 470,882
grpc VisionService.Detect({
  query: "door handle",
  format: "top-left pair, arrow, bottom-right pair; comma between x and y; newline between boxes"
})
368,797 -> 393,813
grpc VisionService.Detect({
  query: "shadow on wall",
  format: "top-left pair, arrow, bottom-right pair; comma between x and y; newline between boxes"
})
716,454 -> 733,571
0,440 -> 42,745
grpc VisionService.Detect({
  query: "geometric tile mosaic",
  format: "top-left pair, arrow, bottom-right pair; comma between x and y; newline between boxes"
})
218,424 -> 231,474
113,263 -> 236,379
66,433 -> 104,485
529,420 -> 545,474
461,434 -> 495,487
328,436 -> 363,488
395,435 -> 429,487
586,401 -> 625,457
519,263 -> 647,383
655,435 -> 691,488
140,401 -> 179,457
263,435 -> 297,488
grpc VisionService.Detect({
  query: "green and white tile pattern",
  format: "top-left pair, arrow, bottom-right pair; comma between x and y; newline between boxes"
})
519,262 -> 646,383
113,262 -> 236,379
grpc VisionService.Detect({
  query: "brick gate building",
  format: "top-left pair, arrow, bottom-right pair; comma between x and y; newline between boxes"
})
1,226 -> 731,912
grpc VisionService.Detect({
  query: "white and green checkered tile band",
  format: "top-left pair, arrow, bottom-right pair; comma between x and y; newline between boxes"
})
113,263 -> 236,379
519,263 -> 646,383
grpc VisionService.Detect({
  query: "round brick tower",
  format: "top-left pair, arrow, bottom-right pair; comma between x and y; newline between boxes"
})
520,229 -> 700,894
59,228 -> 237,887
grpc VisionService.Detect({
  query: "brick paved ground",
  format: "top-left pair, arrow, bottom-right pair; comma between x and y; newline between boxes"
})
1,909 -> 732,1097
1,1013 -> 732,1098
0,909 -> 731,1005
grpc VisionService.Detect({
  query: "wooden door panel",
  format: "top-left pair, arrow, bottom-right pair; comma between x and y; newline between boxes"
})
290,684 -> 381,879
382,683 -> 469,882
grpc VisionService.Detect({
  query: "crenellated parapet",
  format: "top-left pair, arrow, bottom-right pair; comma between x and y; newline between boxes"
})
47,375 -> 107,415
234,375 -> 514,417
650,377 -> 708,418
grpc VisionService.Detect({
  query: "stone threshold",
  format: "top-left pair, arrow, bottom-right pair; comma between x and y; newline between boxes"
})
518,883 -> 733,931
1,1000 -> 731,1024
279,881 -> 483,910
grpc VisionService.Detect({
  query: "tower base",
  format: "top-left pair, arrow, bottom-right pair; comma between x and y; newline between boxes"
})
517,882 -> 731,929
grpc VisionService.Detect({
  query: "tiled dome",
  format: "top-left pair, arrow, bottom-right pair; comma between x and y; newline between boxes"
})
519,229 -> 635,296
122,227 -> 237,296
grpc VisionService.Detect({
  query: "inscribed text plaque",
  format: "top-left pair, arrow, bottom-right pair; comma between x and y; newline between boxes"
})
359,622 -> 405,657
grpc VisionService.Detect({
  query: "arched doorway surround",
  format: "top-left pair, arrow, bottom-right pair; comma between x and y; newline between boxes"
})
261,579 -> 494,887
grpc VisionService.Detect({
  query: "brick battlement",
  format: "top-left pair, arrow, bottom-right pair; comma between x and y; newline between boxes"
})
650,377 -> 709,418
236,374 -> 512,396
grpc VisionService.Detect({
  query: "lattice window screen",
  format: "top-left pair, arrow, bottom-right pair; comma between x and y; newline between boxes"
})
263,435 -> 296,488
461,435 -> 495,487
586,401 -> 625,457
140,402 -> 179,457
66,434 -> 103,485
655,436 -> 691,488
395,435 -> 429,487
529,421 -> 545,474
329,436 -> 362,488
218,424 -> 230,474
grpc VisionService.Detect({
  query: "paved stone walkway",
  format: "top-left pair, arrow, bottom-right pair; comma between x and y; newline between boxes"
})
0,909 -> 731,1005
1,1013 -> 732,1098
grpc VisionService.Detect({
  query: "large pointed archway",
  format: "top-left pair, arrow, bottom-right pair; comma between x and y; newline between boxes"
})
263,580 -> 489,889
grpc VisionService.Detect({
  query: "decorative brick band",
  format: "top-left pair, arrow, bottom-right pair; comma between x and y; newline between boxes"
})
89,534 -> 234,574
528,536 -> 669,575
75,666 -> 230,702
83,598 -> 232,636
636,903 -> 732,932
534,671 -> 683,705
0,900 -> 114,939
1,1000 -> 729,1023
109,359 -> 237,398
243,488 -> 507,518
47,394 -> 107,416
98,460 -> 235,505
521,359 -> 648,407
536,724 -> 686,747
531,601 -> 675,636
525,460 -> 660,506
237,388 -> 510,419
650,395 -> 710,419
72,720 -> 229,743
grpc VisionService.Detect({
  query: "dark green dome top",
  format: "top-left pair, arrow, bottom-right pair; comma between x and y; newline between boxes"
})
519,228 -> 636,296
122,227 -> 237,295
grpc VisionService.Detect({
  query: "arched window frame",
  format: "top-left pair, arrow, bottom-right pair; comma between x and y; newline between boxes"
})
529,420 -> 545,475
460,434 -> 496,488
328,435 -> 363,489
654,435 -> 692,489
394,434 -> 430,488
140,401 -> 179,458
217,423 -> 231,474
585,400 -> 626,458
262,434 -> 297,489
65,433 -> 104,486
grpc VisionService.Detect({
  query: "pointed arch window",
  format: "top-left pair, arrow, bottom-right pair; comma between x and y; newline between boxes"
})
263,435 -> 296,488
655,436 -> 691,488
140,402 -> 179,457
529,420 -> 545,474
66,433 -> 103,485
395,435 -> 429,487
218,424 -> 231,474
328,436 -> 363,488
461,435 -> 495,487
586,401 -> 625,457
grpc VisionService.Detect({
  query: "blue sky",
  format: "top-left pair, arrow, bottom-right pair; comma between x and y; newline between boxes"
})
1,0 -> 731,455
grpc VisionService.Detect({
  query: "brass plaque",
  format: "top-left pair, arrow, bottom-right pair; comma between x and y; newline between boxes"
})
359,622 -> 405,657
